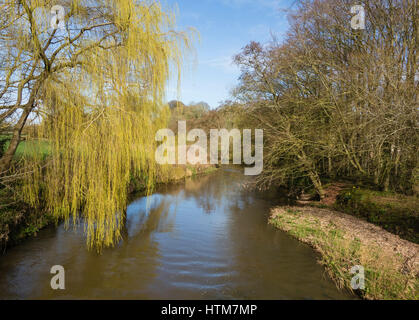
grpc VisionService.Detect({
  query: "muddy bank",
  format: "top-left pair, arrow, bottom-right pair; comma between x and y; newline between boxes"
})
270,206 -> 418,300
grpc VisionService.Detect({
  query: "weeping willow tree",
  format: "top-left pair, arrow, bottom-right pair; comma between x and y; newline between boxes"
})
0,0 -> 191,250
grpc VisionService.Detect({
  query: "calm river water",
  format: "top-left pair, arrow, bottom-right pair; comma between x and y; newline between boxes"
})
0,169 -> 354,299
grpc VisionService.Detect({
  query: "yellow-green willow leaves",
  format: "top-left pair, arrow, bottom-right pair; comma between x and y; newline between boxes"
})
2,0 -> 192,251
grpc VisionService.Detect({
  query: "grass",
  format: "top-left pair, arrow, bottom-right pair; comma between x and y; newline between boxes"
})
1,135 -> 51,160
4,140 -> 50,159
269,207 -> 418,300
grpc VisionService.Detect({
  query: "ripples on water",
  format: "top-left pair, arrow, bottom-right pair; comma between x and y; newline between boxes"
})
0,169 -> 354,299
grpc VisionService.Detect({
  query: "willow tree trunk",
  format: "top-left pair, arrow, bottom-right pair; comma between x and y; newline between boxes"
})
308,170 -> 325,199
0,106 -> 32,174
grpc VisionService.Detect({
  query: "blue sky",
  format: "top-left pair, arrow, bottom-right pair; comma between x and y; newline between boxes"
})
164,0 -> 296,108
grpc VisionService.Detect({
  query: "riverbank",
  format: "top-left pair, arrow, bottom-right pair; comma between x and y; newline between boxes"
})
269,205 -> 418,300
0,194 -> 54,250
0,164 -> 217,251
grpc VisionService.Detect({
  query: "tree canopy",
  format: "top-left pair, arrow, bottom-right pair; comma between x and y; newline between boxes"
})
232,0 -> 418,196
0,0 -> 192,250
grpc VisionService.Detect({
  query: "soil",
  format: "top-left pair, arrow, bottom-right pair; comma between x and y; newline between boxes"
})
271,206 -> 419,277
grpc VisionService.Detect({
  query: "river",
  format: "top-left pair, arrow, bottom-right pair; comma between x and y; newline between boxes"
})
0,168 -> 354,299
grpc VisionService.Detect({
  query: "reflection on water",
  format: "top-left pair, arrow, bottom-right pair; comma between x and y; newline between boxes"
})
0,169 -> 354,299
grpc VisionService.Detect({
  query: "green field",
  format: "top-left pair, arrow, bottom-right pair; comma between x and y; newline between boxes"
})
0,135 -> 51,160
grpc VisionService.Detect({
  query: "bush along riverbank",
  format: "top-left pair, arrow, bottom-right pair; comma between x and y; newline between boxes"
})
1,164 -> 217,251
269,205 -> 418,300
0,190 -> 54,250
335,187 -> 418,244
